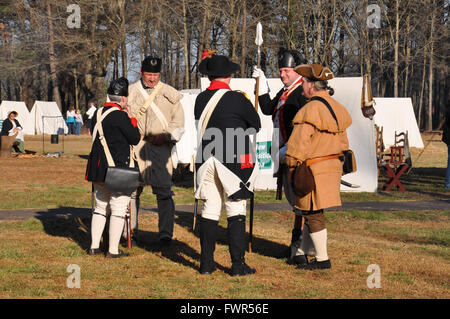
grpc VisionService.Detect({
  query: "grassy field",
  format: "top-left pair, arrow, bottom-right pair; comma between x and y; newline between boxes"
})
0,209 -> 448,298
0,133 -> 448,299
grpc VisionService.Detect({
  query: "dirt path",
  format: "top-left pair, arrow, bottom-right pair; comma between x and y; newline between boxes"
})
0,200 -> 449,220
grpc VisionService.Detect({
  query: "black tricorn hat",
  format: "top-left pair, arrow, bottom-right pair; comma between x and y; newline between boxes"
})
107,77 -> 129,97
199,55 -> 240,77
278,48 -> 302,69
142,55 -> 162,73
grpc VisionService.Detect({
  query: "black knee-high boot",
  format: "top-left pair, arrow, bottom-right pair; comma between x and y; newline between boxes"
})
199,217 -> 218,274
227,215 -> 256,276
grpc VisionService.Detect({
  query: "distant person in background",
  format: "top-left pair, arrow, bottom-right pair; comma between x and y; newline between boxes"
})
443,107 -> 450,189
66,106 -> 76,135
85,102 -> 97,135
1,111 -> 25,153
75,109 -> 83,135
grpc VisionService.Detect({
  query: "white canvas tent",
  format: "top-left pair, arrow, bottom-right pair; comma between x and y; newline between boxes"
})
176,91 -> 199,164
30,101 -> 68,134
0,101 -> 34,135
182,77 -> 379,192
373,97 -> 424,148
328,77 -> 378,192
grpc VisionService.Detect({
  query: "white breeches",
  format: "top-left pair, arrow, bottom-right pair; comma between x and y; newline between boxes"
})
198,160 -> 247,222
93,182 -> 131,218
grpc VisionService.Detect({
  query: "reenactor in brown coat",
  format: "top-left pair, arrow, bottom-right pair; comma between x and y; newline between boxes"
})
286,64 -> 352,270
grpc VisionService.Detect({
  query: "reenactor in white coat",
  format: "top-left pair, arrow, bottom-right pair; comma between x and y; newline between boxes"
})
125,55 -> 185,247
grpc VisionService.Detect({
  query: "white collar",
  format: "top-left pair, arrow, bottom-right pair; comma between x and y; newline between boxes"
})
284,75 -> 303,91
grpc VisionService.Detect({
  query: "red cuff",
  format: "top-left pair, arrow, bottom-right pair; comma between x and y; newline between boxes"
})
130,117 -> 138,127
240,153 -> 254,169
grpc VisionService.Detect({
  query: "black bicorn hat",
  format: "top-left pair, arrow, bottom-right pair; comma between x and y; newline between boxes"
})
278,48 -> 302,69
107,77 -> 129,97
142,55 -> 162,73
198,54 -> 240,77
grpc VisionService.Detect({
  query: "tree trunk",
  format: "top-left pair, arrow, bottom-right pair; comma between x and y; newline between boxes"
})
418,53 -> 427,129
299,1 -> 309,62
120,0 -> 127,79
393,0 -> 399,97
46,1 -> 62,111
229,0 -> 239,60
427,0 -> 435,131
176,41 -> 181,88
113,49 -> 119,79
314,0 -> 322,62
240,0 -> 247,77
404,12 -> 411,97
138,1 -> 148,63
74,68 -> 78,110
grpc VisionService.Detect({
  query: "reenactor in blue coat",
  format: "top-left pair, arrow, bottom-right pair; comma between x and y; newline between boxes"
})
85,77 -> 141,258
194,53 -> 261,276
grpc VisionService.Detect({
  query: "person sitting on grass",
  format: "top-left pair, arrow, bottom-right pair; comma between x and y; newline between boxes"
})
0,111 -> 25,153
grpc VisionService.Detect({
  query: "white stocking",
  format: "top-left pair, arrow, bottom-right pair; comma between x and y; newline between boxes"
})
108,215 -> 125,254
309,229 -> 328,261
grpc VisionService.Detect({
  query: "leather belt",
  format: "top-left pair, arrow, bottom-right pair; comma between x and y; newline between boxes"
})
306,154 -> 342,166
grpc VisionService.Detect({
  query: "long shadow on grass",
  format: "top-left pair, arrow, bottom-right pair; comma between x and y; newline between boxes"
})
33,206 -> 290,273
132,226 -> 227,274
135,211 -> 232,274
35,208 -> 92,252
174,210 -> 290,260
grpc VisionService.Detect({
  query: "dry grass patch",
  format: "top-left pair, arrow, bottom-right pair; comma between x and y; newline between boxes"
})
0,209 -> 448,299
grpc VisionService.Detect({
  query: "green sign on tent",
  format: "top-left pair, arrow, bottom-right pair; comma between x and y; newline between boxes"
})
256,141 -> 272,170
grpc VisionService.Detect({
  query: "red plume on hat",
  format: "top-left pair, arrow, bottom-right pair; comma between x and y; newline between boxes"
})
201,49 -> 217,60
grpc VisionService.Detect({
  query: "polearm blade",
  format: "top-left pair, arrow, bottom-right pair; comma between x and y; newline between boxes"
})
255,22 -> 263,47
254,22 -> 263,113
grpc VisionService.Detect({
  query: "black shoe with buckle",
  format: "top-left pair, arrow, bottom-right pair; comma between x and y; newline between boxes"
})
88,248 -> 102,256
297,259 -> 331,270
106,250 -> 130,258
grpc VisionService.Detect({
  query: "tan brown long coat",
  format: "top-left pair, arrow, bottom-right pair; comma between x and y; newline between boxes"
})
128,80 -> 184,187
285,90 -> 352,211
